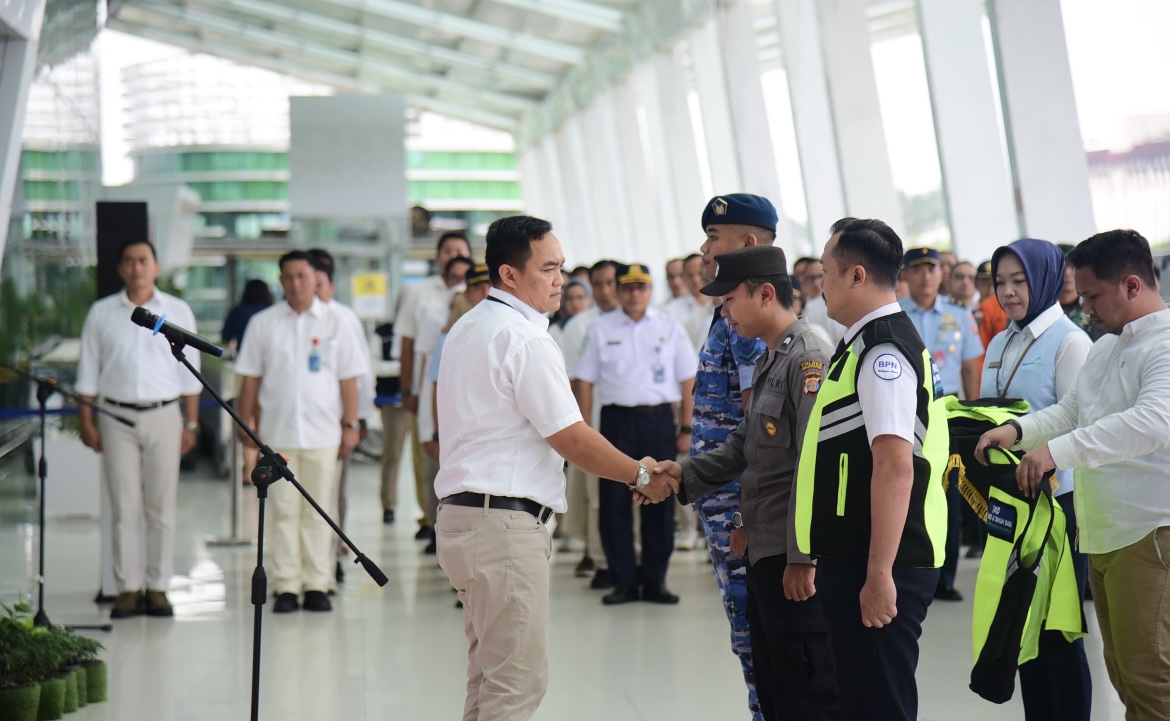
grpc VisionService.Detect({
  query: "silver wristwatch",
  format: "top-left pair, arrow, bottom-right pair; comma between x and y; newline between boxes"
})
631,461 -> 650,490
731,511 -> 744,529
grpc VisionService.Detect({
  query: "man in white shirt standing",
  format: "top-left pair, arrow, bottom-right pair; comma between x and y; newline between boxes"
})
307,248 -> 375,583
977,229 -> 1170,720
435,216 -> 675,721
800,257 -> 847,345
235,251 -> 368,614
77,239 -> 202,619
396,231 -> 472,540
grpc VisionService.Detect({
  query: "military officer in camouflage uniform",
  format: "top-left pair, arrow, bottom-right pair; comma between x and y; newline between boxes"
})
657,245 -> 841,720
1058,243 -> 1103,341
687,194 -> 775,720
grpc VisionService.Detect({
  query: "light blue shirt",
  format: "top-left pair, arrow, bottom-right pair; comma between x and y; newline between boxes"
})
899,296 -> 983,396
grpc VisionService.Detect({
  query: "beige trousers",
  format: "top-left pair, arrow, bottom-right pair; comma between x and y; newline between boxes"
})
563,465 -> 604,564
409,415 -> 430,525
1089,526 -> 1170,721
379,405 -> 410,512
437,502 -> 552,721
99,403 -> 182,593
269,447 -> 338,595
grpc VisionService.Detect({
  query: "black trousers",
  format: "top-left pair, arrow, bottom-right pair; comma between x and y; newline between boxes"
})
746,555 -> 842,721
1017,491 -> 1092,721
598,404 -> 676,590
939,481 -> 961,588
816,558 -> 939,721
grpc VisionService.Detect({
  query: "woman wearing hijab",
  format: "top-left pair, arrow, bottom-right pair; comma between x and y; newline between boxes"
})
980,237 -> 1093,721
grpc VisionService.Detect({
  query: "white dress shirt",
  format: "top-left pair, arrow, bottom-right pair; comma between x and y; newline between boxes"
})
235,297 -> 369,449
557,306 -> 601,370
683,297 -> 717,351
573,307 -> 698,407
1018,307 -> 1170,554
435,288 -> 583,511
76,288 -> 203,402
847,303 -> 920,445
326,299 -> 376,421
396,276 -> 458,387
983,303 -> 1091,401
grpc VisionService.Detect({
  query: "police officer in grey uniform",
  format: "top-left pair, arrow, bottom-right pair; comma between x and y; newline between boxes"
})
656,246 -> 842,720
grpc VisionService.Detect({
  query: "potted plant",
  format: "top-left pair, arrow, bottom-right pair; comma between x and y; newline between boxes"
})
28,627 -> 70,720
57,629 -> 103,706
0,595 -> 41,721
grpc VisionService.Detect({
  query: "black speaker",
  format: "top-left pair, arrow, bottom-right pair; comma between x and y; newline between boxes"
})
96,201 -> 149,300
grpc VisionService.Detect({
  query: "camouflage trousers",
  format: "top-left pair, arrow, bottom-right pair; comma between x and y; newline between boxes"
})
697,483 -> 762,721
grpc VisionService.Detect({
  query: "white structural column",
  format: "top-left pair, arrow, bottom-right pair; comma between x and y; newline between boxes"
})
0,0 -> 47,271
611,77 -> 665,273
554,117 -> 601,263
916,0 -> 1018,260
988,0 -> 1095,242
581,89 -> 634,262
688,16 -> 743,194
652,47 -> 707,238
537,134 -> 571,237
631,61 -> 685,256
717,0 -> 788,249
815,0 -> 904,236
775,0 -> 846,245
517,145 -> 547,219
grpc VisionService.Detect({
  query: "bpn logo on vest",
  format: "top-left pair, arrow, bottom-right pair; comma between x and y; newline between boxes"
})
873,354 -> 902,380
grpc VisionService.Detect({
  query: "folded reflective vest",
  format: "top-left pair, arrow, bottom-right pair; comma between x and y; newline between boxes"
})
943,400 -> 1086,704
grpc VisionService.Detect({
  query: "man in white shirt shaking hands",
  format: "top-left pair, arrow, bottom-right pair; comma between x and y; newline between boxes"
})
976,229 -> 1170,720
434,216 -> 675,721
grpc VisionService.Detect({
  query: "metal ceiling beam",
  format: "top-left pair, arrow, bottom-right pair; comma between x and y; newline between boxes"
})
124,2 -> 534,114
319,0 -> 587,65
107,18 -> 520,131
486,0 -> 624,33
213,0 -> 557,90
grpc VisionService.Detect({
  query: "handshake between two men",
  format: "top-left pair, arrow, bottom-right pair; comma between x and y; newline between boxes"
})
628,459 -> 685,505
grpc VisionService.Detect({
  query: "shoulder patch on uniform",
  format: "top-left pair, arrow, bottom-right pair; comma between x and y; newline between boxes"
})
873,353 -> 902,380
803,369 -> 822,395
799,360 -> 825,372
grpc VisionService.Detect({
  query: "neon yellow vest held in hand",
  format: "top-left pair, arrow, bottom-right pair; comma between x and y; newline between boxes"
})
795,312 -> 949,567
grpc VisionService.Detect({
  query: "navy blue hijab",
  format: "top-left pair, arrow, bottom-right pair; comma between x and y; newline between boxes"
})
990,238 -> 1067,328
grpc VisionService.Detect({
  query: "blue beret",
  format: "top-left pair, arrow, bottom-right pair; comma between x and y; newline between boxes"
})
903,247 -> 941,267
701,194 -> 778,232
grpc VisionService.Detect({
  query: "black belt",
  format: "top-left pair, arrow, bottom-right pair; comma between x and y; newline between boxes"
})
105,398 -> 178,411
442,492 -> 554,524
602,403 -> 671,415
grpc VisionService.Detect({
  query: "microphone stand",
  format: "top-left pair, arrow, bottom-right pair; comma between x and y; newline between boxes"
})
161,338 -> 388,721
0,359 -> 128,632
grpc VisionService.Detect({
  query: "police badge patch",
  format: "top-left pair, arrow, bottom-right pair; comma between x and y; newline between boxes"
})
803,369 -> 822,395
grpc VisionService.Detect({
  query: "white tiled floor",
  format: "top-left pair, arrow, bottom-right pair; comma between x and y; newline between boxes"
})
0,454 -> 1124,721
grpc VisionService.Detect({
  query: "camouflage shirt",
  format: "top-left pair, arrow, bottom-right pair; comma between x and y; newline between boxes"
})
1063,299 -> 1103,342
690,307 -> 768,457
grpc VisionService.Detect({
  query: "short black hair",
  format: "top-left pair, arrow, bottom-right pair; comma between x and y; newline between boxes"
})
306,248 -> 334,282
485,216 -> 553,284
590,259 -> 618,278
1068,229 -> 1156,287
683,253 -> 702,264
437,232 -> 471,254
240,279 -> 274,306
829,217 -> 903,288
119,239 -> 156,262
743,273 -> 794,310
279,250 -> 314,272
571,265 -> 590,276
444,255 -> 474,277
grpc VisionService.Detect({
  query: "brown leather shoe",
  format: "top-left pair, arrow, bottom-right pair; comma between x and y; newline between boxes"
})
110,591 -> 144,618
144,590 -> 174,617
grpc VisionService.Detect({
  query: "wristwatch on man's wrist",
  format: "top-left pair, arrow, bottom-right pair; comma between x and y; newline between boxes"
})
731,511 -> 744,529
1004,419 -> 1023,444
631,461 -> 650,490
677,425 -> 692,435
342,421 -> 361,430
184,421 -> 199,432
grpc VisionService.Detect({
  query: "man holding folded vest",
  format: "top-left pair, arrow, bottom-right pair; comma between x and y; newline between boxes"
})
795,218 -> 949,721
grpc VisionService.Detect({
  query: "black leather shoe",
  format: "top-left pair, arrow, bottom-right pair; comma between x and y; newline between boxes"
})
302,590 -> 332,612
642,587 -> 680,605
336,561 -> 345,584
455,599 -> 463,609
934,585 -> 963,602
965,546 -> 984,559
574,556 -> 596,578
590,569 -> 615,590
273,593 -> 299,613
424,538 -> 437,554
602,586 -> 640,605
383,510 -> 395,525
415,524 -> 433,541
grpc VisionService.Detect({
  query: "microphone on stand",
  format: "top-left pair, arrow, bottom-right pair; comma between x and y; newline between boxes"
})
130,306 -> 225,358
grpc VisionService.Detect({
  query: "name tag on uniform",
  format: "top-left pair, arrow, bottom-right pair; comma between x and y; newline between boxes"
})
606,340 -> 622,346
987,361 -> 1001,369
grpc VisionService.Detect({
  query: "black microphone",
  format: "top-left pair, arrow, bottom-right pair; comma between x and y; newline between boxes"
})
131,307 -> 224,358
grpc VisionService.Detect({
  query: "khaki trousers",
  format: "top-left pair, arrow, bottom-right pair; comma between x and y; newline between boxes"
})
270,447 -> 338,595
99,403 -> 182,593
379,405 -> 410,512
437,502 -> 552,721
1089,526 -> 1170,721
563,465 -> 604,564
409,415 -> 430,525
